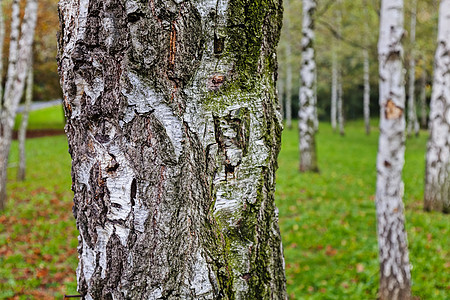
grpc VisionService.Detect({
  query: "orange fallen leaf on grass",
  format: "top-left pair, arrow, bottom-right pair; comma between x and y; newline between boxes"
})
356,263 -> 365,273
36,268 -> 49,279
325,245 -> 337,256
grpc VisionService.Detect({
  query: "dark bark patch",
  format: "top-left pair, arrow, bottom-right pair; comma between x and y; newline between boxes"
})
130,178 -> 137,206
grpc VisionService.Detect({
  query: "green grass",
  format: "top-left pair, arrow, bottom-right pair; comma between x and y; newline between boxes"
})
276,120 -> 449,299
0,116 -> 448,299
14,105 -> 65,130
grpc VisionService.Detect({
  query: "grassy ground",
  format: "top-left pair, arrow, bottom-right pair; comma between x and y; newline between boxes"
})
0,109 -> 448,299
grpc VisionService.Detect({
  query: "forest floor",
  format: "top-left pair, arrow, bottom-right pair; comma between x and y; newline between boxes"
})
0,106 -> 448,299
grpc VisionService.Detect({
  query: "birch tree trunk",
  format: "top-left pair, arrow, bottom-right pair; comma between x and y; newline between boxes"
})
331,49 -> 337,132
407,0 -> 417,137
18,58 -> 34,181
0,0 -> 5,109
298,0 -> 319,172
277,73 -> 284,121
363,1 -> 371,135
363,48 -> 370,135
336,1 -> 344,136
419,69 -> 427,128
284,0 -> 292,130
0,0 -> 37,210
424,0 -> 450,213
57,0 -> 287,298
376,1 -> 412,299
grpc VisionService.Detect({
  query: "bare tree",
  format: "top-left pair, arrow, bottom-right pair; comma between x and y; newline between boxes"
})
57,0 -> 287,297
407,0 -> 419,137
299,0 -> 319,172
424,0 -> 450,213
284,0 -> 293,130
0,0 -> 38,210
18,56 -> 34,181
0,0 -> 5,109
376,0 -> 412,299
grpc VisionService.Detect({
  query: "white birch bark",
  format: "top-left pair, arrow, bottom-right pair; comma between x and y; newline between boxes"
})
424,0 -> 450,213
284,0 -> 292,130
0,0 -> 37,210
407,0 -> 418,137
0,0 -> 5,109
419,69 -> 427,128
363,48 -> 371,135
298,0 -> 318,172
58,0 -> 287,297
331,49 -> 337,132
336,0 -> 344,136
18,58 -> 34,181
376,1 -> 412,299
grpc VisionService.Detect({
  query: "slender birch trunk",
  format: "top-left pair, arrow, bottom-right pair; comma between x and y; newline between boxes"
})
0,0 -> 5,109
337,73 -> 345,136
363,49 -> 371,135
376,1 -> 412,299
58,0 -> 287,298
284,0 -> 292,130
278,73 -> 284,120
424,0 -> 450,213
363,1 -> 371,135
336,1 -> 344,136
298,0 -> 319,172
0,0 -> 37,210
407,0 -> 417,137
331,49 -> 337,132
18,58 -> 34,181
419,69 -> 427,128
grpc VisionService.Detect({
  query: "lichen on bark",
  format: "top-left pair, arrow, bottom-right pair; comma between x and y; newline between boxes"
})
58,0 -> 287,298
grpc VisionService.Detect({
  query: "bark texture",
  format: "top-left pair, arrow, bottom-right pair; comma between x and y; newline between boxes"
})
376,1 -> 412,299
57,0 -> 287,298
0,0 -> 37,210
298,0 -> 318,172
0,0 -> 5,108
18,59 -> 34,181
424,0 -> 450,213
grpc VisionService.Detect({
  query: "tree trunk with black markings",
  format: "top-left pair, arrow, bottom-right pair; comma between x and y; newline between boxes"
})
0,0 -> 37,210
298,0 -> 318,172
424,0 -> 450,213
57,0 -> 287,298
376,1 -> 412,299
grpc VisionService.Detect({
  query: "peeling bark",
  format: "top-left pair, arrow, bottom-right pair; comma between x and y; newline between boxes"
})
424,0 -> 450,213
298,0 -> 318,172
18,58 -> 34,181
0,0 -> 38,210
376,1 -> 412,299
57,0 -> 287,298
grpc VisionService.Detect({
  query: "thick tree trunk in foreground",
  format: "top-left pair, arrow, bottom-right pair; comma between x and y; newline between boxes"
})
18,60 -> 34,181
407,0 -> 418,137
298,0 -> 318,172
0,0 -> 37,210
424,0 -> 450,213
376,1 -> 412,299
363,49 -> 370,135
58,0 -> 287,298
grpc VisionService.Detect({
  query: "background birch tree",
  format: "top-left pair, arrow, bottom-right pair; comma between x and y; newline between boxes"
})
424,0 -> 450,213
298,0 -> 319,172
58,0 -> 287,298
406,0 -> 419,137
0,0 -> 38,210
376,0 -> 412,299
0,0 -> 5,109
18,57 -> 34,181
284,0 -> 293,130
